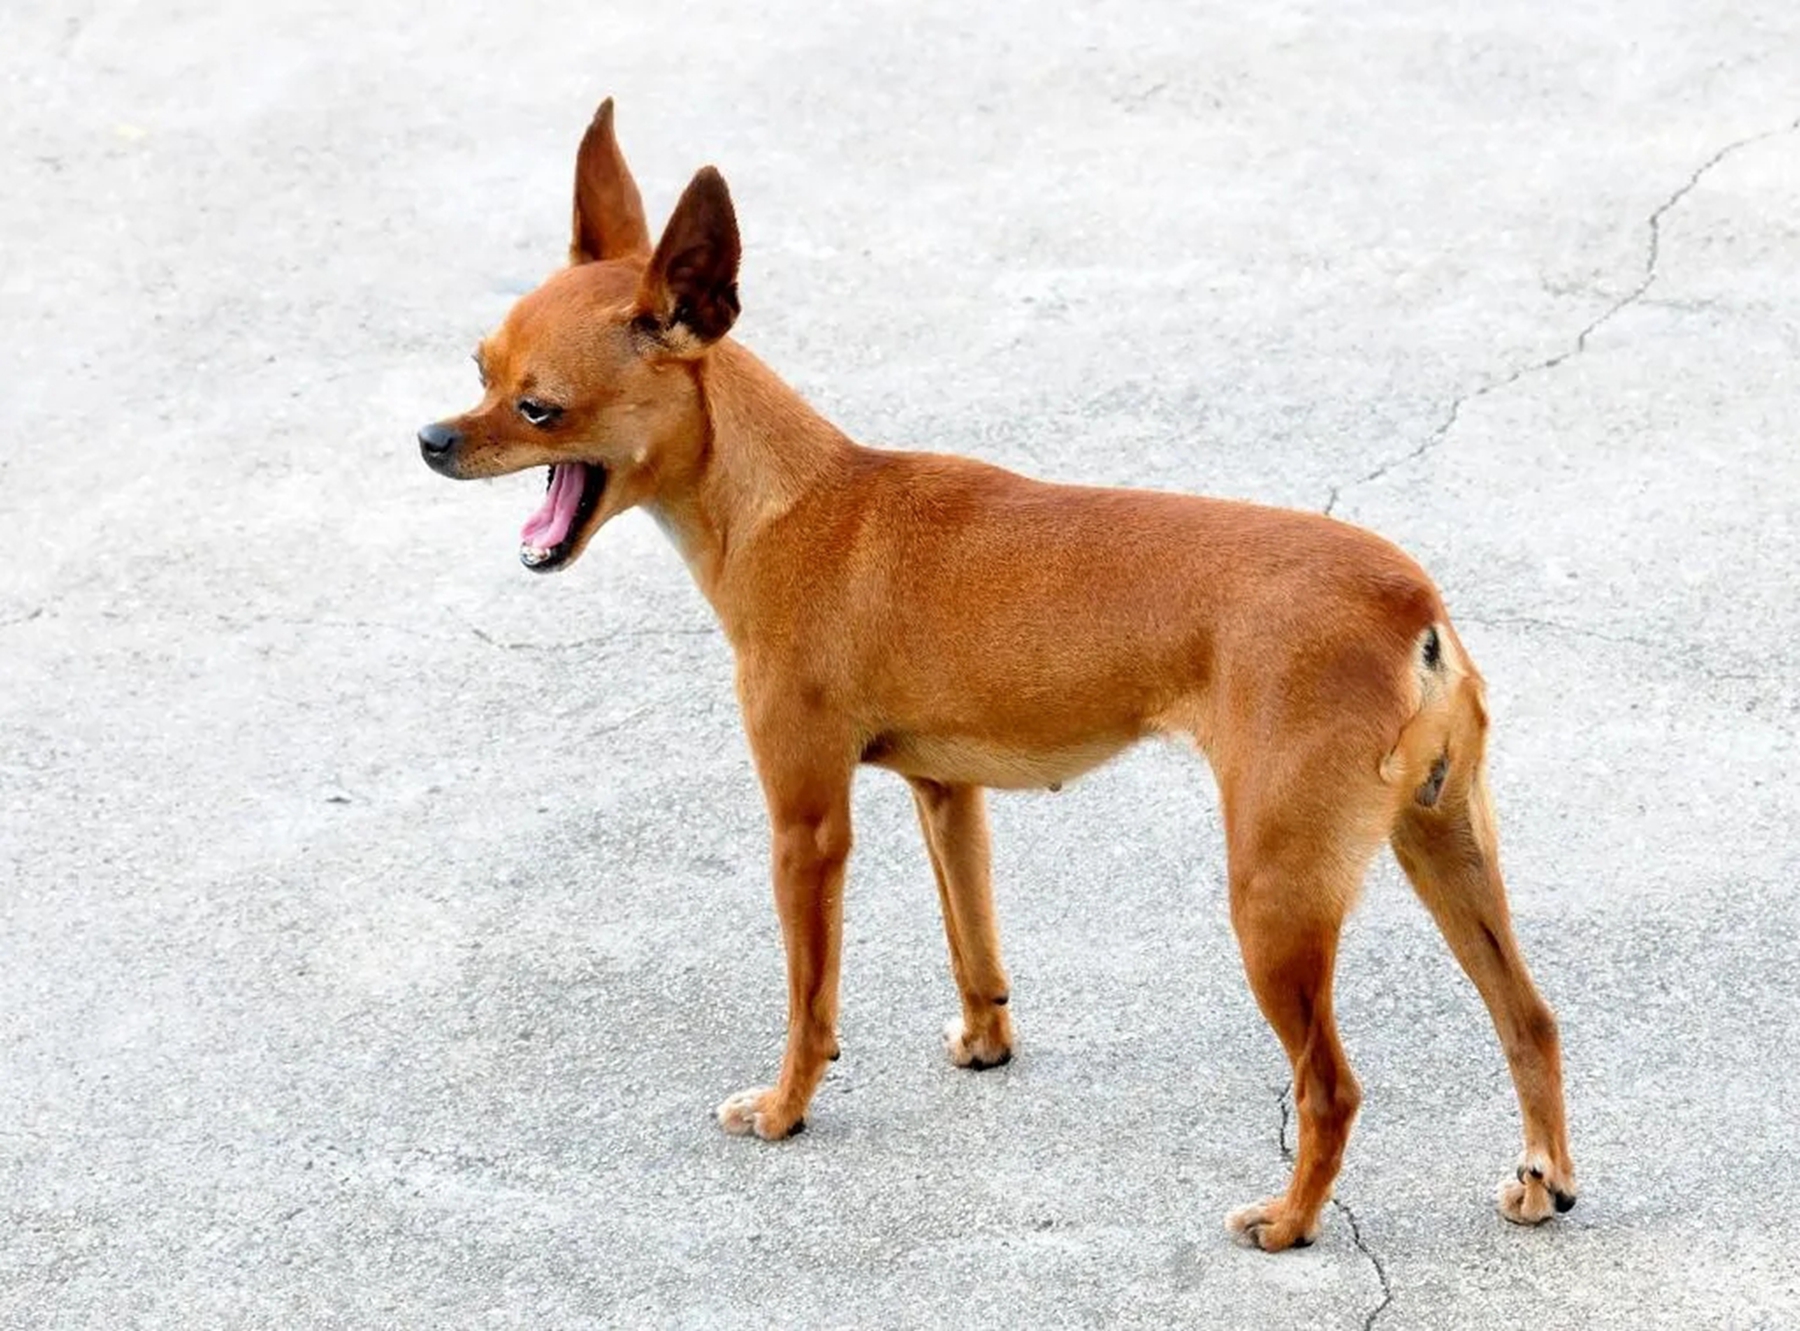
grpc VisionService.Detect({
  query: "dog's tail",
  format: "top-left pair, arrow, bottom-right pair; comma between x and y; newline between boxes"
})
1379,621 -> 1493,841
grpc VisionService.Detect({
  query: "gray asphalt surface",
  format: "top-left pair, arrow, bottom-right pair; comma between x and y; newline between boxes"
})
4,3 -> 1799,1327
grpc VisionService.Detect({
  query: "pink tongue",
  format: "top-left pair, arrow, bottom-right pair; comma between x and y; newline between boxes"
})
520,465 -> 585,547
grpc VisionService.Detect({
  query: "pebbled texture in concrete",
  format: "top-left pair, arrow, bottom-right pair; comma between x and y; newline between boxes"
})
3,2 -> 1798,1327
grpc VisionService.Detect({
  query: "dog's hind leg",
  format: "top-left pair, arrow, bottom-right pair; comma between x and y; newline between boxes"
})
1222,860 -> 1368,1251
909,779 -> 1013,1069
1389,682 -> 1575,1223
1217,741 -> 1392,1252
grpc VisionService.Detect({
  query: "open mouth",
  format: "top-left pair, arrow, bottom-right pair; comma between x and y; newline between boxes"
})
518,463 -> 606,572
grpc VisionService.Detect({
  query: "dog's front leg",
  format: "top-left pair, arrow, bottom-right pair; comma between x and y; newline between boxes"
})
908,779 -> 1013,1070
717,716 -> 854,1140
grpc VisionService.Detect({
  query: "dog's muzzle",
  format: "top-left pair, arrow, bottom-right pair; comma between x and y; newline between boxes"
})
418,421 -> 463,474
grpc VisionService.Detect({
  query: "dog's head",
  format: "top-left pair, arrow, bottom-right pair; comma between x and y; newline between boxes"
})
418,99 -> 740,573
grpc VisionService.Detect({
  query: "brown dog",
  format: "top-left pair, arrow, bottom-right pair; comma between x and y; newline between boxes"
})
418,99 -> 1576,1250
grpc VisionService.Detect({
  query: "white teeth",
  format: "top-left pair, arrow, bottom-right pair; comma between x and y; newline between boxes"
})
520,544 -> 552,565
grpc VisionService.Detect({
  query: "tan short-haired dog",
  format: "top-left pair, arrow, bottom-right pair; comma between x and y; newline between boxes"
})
419,99 -> 1576,1250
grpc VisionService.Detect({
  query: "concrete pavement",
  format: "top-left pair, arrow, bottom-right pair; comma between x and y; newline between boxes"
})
3,2 -> 1798,1326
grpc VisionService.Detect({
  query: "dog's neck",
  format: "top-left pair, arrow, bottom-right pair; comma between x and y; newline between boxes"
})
646,338 -> 853,612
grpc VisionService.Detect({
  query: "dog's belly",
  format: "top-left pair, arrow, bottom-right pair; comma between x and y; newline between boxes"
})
862,730 -> 1134,790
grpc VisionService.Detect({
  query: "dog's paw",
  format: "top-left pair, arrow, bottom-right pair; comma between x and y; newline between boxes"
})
716,1086 -> 805,1141
1497,1151 -> 1577,1225
943,1016 -> 1012,1071
1224,1197 -> 1321,1252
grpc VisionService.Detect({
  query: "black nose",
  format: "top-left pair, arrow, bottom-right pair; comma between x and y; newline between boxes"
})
418,421 -> 463,457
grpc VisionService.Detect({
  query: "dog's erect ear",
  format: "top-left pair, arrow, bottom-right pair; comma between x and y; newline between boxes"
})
634,167 -> 741,352
570,98 -> 652,264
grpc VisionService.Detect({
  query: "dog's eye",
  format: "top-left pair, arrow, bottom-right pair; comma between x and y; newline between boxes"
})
517,399 -> 563,429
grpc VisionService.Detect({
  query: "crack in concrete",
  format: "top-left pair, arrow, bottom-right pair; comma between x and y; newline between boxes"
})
8,602 -> 721,659
1461,611 -> 1667,655
209,610 -> 445,641
206,610 -> 719,657
59,8 -> 91,59
1458,612 -> 1785,689
285,616 -> 450,643
1574,114 -> 1800,354
1272,1086 -> 1392,1329
1326,377 -> 1477,516
1325,113 -> 1800,518
1116,79 -> 1170,111
467,623 -> 717,653
1331,1196 -> 1395,1331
